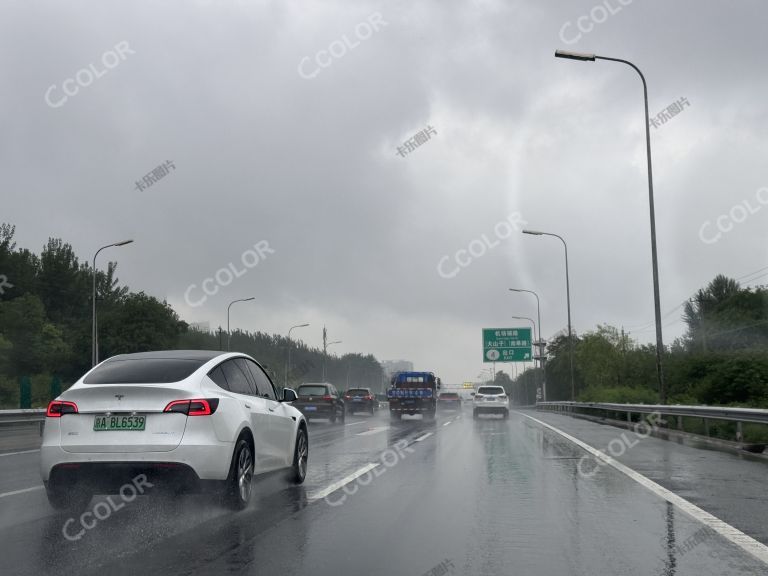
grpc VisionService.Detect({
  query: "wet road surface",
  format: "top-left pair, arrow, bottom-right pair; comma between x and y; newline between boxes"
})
1,408 -> 767,575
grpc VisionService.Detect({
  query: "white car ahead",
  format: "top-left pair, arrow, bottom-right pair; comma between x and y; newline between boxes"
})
472,385 -> 510,419
41,350 -> 308,510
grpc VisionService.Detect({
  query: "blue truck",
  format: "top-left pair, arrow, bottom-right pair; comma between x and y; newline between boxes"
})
386,371 -> 440,420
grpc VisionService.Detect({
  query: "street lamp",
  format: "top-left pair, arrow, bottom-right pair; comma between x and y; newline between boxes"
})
512,315 -> 537,406
509,287 -> 546,401
285,323 -> 310,388
554,49 -> 666,403
227,297 -> 255,351
523,229 -> 575,400
92,239 -> 133,366
323,340 -> 342,381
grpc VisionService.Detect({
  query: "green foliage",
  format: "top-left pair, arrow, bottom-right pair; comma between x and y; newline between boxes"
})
578,385 -> 659,404
0,223 -> 384,407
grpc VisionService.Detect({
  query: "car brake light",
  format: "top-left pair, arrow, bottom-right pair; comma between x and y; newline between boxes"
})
163,398 -> 219,416
46,400 -> 78,417
344,395 -> 351,399
322,395 -> 332,400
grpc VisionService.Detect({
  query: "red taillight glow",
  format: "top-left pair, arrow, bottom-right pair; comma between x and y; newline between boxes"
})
46,400 -> 78,418
163,398 -> 219,416
322,395 -> 332,400
365,395 -> 373,400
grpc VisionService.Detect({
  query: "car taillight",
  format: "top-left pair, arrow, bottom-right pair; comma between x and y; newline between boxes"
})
163,398 -> 219,416
322,395 -> 332,400
365,395 -> 373,400
344,395 -> 352,399
46,400 -> 78,417
499,395 -> 507,400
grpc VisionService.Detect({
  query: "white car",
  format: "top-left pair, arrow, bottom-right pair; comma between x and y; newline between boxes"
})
41,350 -> 308,510
472,385 -> 510,419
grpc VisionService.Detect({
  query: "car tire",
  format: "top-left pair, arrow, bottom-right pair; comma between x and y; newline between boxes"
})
503,409 -> 509,420
290,426 -> 308,484
224,438 -> 254,510
369,404 -> 375,415
339,406 -> 346,424
45,480 -> 91,511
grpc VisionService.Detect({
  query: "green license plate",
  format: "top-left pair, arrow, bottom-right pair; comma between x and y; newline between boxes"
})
93,415 -> 146,431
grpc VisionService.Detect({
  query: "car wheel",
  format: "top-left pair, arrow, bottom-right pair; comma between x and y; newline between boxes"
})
45,480 -> 91,511
503,409 -> 509,420
369,404 -> 375,415
224,438 -> 254,510
339,406 -> 346,424
290,426 -> 308,484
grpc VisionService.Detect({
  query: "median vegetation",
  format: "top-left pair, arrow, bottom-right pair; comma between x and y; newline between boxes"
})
0,224 -> 383,408
499,274 -> 768,410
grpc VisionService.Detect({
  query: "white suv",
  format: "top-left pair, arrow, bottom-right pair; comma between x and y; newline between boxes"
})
473,385 -> 509,419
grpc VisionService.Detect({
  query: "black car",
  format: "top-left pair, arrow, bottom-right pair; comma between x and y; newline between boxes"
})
344,387 -> 376,415
294,383 -> 346,423
437,391 -> 462,410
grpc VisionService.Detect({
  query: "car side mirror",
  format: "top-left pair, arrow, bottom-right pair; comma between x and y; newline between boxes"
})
283,388 -> 298,402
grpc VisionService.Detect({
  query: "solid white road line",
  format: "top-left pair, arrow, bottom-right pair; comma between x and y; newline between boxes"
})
308,463 -> 380,502
345,421 -> 367,426
414,432 -> 433,442
518,411 -> 768,566
0,449 -> 40,457
443,421 -> 452,427
0,485 -> 44,499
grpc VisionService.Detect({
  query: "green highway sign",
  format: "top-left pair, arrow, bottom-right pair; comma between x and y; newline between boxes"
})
482,328 -> 532,363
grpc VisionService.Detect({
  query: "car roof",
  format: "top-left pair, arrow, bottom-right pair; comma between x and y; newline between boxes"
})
106,350 -> 224,361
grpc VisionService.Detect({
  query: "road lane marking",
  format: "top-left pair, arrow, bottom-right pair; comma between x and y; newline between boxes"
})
518,412 -> 768,567
345,421 -> 367,427
0,449 -> 40,457
308,463 -> 380,501
356,427 -> 389,436
0,485 -> 44,499
414,432 -> 433,442
443,421 -> 452,427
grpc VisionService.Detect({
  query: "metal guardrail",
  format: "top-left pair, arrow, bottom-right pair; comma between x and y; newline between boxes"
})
536,401 -> 768,444
537,402 -> 768,424
0,409 -> 46,435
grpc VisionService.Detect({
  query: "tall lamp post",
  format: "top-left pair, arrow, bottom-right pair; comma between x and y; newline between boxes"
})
227,297 -> 255,351
522,230 -> 575,401
285,323 -> 310,388
512,315 -> 537,405
554,49 -> 666,403
92,239 -> 134,366
509,287 -> 546,401
323,340 -> 342,381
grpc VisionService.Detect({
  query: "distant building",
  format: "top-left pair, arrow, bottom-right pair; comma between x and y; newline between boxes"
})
381,360 -> 414,378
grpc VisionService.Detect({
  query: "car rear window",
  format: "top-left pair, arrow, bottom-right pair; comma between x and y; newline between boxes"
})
298,385 -> 327,396
347,389 -> 368,395
440,393 -> 459,399
83,358 -> 206,384
477,386 -> 505,395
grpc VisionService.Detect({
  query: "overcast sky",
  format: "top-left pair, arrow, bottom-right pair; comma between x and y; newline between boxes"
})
2,0 -> 767,383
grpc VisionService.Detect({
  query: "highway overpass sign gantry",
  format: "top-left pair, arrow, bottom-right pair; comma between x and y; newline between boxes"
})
482,327 -> 532,362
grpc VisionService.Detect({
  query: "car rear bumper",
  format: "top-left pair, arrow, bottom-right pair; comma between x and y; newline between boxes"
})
295,404 -> 335,417
40,441 -> 235,483
474,404 -> 509,413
